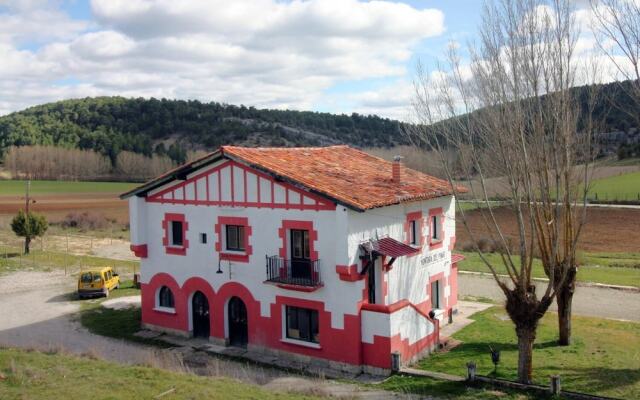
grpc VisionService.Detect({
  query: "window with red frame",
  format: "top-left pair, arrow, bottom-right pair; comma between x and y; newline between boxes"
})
215,216 -> 252,262
162,213 -> 188,255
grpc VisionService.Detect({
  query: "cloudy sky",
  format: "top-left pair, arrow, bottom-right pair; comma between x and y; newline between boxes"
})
0,0 -> 602,120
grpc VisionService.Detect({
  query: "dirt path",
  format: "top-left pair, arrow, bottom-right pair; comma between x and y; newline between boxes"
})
459,274 -> 640,321
0,271 -> 418,399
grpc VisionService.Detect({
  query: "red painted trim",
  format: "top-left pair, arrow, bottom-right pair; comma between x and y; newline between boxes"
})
272,282 -> 324,292
130,244 -> 148,258
162,213 -> 188,256
429,207 -> 444,250
404,211 -> 423,257
214,216 -> 253,263
145,160 -> 336,211
278,220 -> 319,260
336,264 -> 364,282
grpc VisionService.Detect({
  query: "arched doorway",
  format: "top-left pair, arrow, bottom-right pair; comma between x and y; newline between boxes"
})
192,291 -> 209,338
228,297 -> 248,347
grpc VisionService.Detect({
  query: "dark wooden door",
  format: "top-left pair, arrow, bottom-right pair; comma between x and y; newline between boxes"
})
228,297 -> 248,347
290,229 -> 311,281
192,291 -> 209,338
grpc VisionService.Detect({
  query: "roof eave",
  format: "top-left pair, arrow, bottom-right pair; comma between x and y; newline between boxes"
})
119,149 -> 224,200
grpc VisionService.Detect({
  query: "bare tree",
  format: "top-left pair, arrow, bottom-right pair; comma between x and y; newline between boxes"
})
590,0 -> 640,124
410,0 -> 596,382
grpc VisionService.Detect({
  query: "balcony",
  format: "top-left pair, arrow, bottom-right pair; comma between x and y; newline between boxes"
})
265,255 -> 322,290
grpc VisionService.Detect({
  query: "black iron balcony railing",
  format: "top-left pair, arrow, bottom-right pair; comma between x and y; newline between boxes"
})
265,255 -> 322,287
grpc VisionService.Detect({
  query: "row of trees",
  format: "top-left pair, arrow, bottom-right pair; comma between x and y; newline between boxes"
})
2,145 -> 178,182
410,0 -> 639,384
0,96 -> 407,163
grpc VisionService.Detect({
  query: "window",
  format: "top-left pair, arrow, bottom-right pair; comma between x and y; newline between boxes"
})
286,306 -> 319,343
431,280 -> 441,309
290,229 -> 310,259
226,225 -> 245,251
158,286 -> 175,308
409,220 -> 418,245
431,215 -> 439,241
171,220 -> 184,246
93,273 -> 102,283
81,272 -> 92,284
200,233 -> 207,244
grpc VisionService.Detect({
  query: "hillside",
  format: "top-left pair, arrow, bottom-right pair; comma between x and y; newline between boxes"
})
0,79 -> 637,167
0,97 -> 407,164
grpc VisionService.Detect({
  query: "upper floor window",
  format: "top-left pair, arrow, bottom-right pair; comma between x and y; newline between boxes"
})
429,208 -> 444,249
215,216 -> 252,263
171,221 -> 184,246
431,215 -> 441,241
409,220 -> 418,245
405,211 -> 422,251
226,225 -> 245,251
162,213 -> 188,255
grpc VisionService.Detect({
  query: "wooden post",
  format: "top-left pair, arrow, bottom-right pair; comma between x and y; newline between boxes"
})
550,375 -> 561,395
466,362 -> 476,382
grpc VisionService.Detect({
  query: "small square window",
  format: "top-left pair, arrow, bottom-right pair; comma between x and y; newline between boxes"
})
200,233 -> 207,244
171,221 -> 183,246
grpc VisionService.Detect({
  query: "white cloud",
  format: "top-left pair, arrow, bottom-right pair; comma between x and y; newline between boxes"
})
0,0 -> 446,118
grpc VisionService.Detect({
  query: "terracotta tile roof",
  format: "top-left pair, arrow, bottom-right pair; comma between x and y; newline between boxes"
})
222,145 -> 465,211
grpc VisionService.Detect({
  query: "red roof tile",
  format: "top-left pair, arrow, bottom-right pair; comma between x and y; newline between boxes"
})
222,145 -> 465,211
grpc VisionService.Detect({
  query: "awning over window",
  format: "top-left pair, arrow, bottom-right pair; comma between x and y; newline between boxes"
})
361,237 -> 418,258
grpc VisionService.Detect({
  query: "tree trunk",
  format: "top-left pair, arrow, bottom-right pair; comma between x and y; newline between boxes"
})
557,266 -> 577,346
516,326 -> 535,384
24,236 -> 31,255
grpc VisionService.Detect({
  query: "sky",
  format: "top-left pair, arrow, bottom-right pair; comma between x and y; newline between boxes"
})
0,0 -> 604,120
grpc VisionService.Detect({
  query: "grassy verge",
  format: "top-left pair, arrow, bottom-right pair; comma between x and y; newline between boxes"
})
77,280 -> 172,348
0,246 -> 139,276
0,347 -> 315,400
415,307 -> 640,399
457,251 -> 640,287
587,171 -> 640,202
0,179 -> 137,195
379,375 -> 544,399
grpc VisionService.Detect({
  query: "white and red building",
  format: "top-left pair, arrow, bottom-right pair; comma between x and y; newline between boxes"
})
122,145 -> 465,374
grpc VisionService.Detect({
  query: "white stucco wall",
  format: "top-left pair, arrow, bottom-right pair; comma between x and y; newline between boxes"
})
134,159 -> 364,330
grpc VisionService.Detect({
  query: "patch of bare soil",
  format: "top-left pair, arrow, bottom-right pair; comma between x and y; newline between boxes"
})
0,193 -> 129,224
456,206 -> 640,253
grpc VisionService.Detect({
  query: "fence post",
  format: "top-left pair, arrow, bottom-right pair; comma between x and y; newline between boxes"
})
466,362 -> 476,382
550,375 -> 561,395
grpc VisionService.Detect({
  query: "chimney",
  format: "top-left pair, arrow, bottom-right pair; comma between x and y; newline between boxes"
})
392,155 -> 402,183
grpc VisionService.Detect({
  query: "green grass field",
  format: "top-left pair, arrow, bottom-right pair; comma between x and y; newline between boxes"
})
458,251 -> 640,287
0,179 -> 137,195
588,171 -> 640,201
0,246 -> 139,276
416,307 -> 640,399
0,348 -> 317,400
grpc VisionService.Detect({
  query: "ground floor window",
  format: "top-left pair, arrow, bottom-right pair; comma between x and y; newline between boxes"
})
285,306 -> 319,343
431,280 -> 441,309
158,286 -> 175,308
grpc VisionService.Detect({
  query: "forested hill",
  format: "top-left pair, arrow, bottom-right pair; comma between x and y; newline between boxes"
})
0,97 -> 407,164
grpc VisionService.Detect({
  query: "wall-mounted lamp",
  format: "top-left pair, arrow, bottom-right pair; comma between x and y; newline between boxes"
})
216,259 -> 223,274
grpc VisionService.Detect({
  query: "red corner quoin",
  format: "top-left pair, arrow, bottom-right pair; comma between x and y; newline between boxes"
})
130,244 -> 148,258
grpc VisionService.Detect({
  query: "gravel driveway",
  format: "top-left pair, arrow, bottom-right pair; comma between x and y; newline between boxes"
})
0,271 -> 417,399
459,274 -> 640,321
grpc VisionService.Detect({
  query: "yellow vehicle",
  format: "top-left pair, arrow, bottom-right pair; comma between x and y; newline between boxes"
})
78,267 -> 120,298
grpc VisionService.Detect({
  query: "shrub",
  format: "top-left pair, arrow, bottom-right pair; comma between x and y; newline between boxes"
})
61,212 -> 110,230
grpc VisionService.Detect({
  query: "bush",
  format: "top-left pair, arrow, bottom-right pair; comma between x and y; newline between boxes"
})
61,212 -> 111,231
